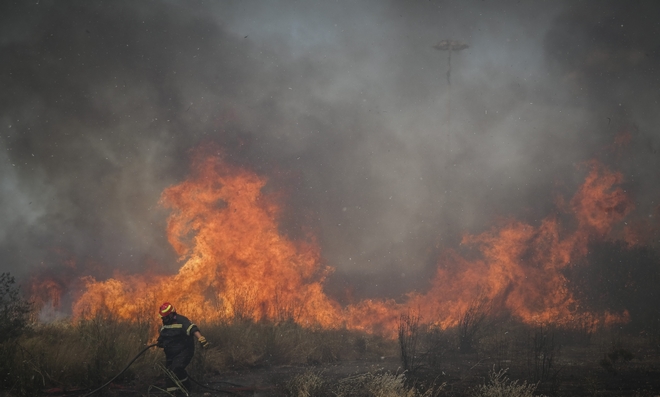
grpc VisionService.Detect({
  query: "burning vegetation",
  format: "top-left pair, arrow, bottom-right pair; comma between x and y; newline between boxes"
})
7,144 -> 660,396
27,145 -> 652,338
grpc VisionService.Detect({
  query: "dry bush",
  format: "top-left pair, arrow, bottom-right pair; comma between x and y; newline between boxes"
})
1,309 -> 398,395
337,371 -> 444,397
0,273 -> 34,394
399,311 -> 422,373
225,286 -> 259,323
479,328 -> 513,371
527,325 -> 560,383
0,273 -> 32,343
598,334 -> 636,376
201,320 -> 309,368
201,319 -> 396,370
472,366 -> 542,397
336,372 -> 416,397
76,313 -> 156,383
283,370 -> 330,397
458,295 -> 491,354
285,370 -> 444,397
1,314 -> 161,396
422,325 -> 454,371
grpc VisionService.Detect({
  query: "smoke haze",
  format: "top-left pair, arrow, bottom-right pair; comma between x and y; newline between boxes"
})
1,1 -> 659,303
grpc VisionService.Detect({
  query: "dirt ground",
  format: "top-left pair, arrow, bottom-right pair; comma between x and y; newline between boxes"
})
40,339 -> 660,396
143,352 -> 660,397
188,346 -> 660,397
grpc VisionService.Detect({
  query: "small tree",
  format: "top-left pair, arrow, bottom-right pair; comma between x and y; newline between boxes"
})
0,272 -> 33,342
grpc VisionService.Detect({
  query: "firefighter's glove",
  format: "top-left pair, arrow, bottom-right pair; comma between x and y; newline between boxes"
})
198,336 -> 209,349
156,340 -> 164,348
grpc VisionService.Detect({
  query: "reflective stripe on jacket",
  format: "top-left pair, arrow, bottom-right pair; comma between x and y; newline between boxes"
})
157,314 -> 200,355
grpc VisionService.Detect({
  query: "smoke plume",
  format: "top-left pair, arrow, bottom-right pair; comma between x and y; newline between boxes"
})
1,1 -> 659,310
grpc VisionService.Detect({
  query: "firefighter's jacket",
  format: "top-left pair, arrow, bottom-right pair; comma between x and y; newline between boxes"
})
157,314 -> 200,356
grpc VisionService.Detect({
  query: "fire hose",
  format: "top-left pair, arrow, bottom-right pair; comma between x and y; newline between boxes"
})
81,343 -> 157,397
81,343 -> 257,397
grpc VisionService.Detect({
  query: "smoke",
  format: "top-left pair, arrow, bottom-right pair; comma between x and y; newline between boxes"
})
544,0 -> 660,223
1,1 -> 658,302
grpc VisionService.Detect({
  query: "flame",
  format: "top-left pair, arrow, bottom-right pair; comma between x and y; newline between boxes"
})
429,161 -> 630,326
42,148 -> 635,337
342,161 -> 633,333
28,256 -> 80,312
30,279 -> 64,310
73,148 -> 342,326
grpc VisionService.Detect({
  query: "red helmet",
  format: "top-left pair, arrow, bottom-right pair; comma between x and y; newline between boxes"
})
159,302 -> 175,318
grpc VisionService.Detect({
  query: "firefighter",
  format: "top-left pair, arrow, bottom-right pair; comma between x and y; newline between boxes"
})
156,302 -> 209,394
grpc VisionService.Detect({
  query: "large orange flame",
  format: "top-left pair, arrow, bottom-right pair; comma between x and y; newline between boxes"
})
60,149 -> 633,337
73,149 -> 342,326
341,160 -> 633,333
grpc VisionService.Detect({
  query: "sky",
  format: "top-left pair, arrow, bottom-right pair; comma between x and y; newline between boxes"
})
1,0 -> 659,301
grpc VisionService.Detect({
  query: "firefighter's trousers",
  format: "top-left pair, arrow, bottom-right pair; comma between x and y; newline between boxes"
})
164,348 -> 193,393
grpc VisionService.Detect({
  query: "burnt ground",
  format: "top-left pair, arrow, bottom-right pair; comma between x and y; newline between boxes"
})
38,336 -> 660,397
135,351 -> 660,397
186,342 -> 660,397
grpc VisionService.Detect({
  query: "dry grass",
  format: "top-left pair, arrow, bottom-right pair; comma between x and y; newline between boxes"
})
471,367 -> 541,397
6,312 -> 659,396
1,314 -> 160,395
199,319 -> 395,371
284,370 -> 444,397
0,315 -> 396,396
284,370 -> 328,397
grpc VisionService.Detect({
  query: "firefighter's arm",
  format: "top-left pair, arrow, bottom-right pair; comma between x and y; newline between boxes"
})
194,331 -> 209,348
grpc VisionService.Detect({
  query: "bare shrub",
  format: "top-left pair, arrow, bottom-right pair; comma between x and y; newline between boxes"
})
528,325 -> 560,383
423,325 -> 453,370
399,311 -> 422,373
472,366 -> 541,397
458,295 -> 491,353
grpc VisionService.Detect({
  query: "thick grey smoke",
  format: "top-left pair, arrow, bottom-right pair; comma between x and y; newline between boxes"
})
1,1 -> 658,301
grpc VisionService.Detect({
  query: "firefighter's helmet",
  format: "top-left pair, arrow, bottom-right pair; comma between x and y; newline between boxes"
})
159,302 -> 175,317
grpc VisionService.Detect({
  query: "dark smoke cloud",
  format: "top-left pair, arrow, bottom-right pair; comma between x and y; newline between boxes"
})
545,1 -> 660,221
1,1 -> 659,300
